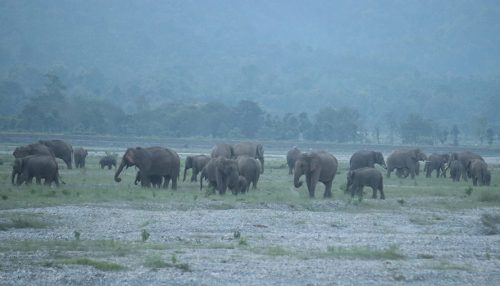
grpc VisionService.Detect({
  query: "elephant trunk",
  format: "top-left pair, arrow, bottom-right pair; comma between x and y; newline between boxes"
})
183,167 -> 188,182
11,169 -> 17,185
259,157 -> 264,174
294,171 -> 303,188
114,160 -> 127,182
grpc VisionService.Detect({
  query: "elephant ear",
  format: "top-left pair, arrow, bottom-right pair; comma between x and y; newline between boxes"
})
308,154 -> 320,172
256,144 -> 264,158
125,149 -> 136,164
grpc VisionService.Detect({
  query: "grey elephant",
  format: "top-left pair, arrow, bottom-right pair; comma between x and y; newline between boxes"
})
210,144 -> 235,159
199,158 -> 239,195
99,155 -> 117,169
74,147 -> 88,169
386,149 -> 427,179
134,171 -> 163,188
12,155 -> 61,186
349,150 -> 386,170
448,151 -> 484,182
347,167 -> 385,200
114,147 -> 180,189
237,156 -> 261,192
233,142 -> 264,174
294,151 -> 338,198
183,155 -> 210,182
466,159 -> 489,186
286,147 -> 301,175
237,176 -> 248,194
424,153 -> 450,178
448,160 -> 462,182
13,143 -> 54,158
39,140 -> 73,169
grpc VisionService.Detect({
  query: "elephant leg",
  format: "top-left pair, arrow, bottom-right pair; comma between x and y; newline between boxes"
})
35,176 -> 42,185
371,186 -> 377,199
379,184 -> 385,200
305,175 -> 314,197
323,180 -> 333,198
171,177 -> 177,190
472,177 -> 477,186
386,168 -> 392,178
140,174 -> 151,187
191,168 -> 197,182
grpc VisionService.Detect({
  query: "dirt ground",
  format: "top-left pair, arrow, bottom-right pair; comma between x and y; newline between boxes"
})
1,198 -> 499,285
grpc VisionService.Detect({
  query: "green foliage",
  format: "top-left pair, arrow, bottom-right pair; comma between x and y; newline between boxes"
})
57,257 -> 125,271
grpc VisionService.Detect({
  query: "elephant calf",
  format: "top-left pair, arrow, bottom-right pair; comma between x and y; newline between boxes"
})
134,171 -> 163,188
183,155 -> 210,182
449,160 -> 462,182
237,156 -> 261,192
347,167 -> 385,200
74,147 -> 88,168
99,155 -> 117,169
286,147 -> 301,175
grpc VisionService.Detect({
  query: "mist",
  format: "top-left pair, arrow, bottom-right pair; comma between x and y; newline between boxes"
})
1,0 -> 499,144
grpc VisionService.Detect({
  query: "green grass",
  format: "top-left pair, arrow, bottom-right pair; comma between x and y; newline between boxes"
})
143,255 -> 191,272
481,213 -> 500,235
56,257 -> 125,271
0,215 -> 48,231
0,153 -> 499,212
425,260 -> 472,272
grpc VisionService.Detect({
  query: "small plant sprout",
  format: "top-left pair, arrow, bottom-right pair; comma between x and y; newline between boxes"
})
141,229 -> 150,242
74,230 -> 81,240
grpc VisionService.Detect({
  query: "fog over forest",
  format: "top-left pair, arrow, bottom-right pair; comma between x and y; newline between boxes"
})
1,0 -> 499,144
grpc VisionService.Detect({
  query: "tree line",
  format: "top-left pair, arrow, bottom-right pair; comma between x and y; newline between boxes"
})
0,75 -> 497,146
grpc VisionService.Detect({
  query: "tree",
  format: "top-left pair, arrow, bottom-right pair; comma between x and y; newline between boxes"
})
486,128 -> 494,145
232,100 -> 264,138
399,113 -> 433,144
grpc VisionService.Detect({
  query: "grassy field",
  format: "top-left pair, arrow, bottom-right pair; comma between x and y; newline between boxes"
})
0,152 -> 499,211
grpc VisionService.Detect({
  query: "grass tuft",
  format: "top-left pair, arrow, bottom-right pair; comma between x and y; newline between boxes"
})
325,245 -> 405,260
0,216 -> 48,231
59,257 -> 125,271
481,213 -> 500,235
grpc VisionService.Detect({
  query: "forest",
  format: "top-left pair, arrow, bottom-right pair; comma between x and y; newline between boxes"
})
0,1 -> 499,145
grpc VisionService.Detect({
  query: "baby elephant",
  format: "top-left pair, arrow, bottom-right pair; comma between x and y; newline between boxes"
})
347,167 -> 385,200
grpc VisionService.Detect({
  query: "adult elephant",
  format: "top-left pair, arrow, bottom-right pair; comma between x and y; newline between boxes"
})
294,151 -> 338,198
233,142 -> 264,174
13,143 -> 54,158
448,160 -> 463,182
449,151 -> 484,182
74,147 -> 88,169
286,147 -> 301,175
210,143 -> 235,159
424,153 -> 449,178
183,155 -> 210,182
199,158 -> 239,195
237,156 -> 261,192
349,150 -> 386,170
347,167 -> 385,200
386,149 -> 427,179
466,159 -> 489,186
39,140 -> 73,169
12,155 -> 61,186
114,147 -> 180,189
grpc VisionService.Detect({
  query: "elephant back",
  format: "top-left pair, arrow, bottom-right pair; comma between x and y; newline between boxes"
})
211,144 -> 234,159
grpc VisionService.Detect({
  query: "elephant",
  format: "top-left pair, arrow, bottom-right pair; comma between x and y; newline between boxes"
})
466,159 -> 489,186
448,160 -> 463,182
424,153 -> 450,178
448,151 -> 484,182
12,155 -> 61,186
134,171 -> 163,188
386,149 -> 427,179
237,176 -> 248,194
13,143 -> 54,158
294,151 -> 338,198
286,147 -> 301,175
114,147 -> 180,189
74,147 -> 88,169
39,139 -> 73,169
211,144 -> 235,159
99,155 -> 117,169
349,150 -> 386,170
233,142 -> 264,174
484,170 -> 491,186
199,158 -> 239,195
347,167 -> 385,200
183,155 -> 210,182
237,156 -> 261,192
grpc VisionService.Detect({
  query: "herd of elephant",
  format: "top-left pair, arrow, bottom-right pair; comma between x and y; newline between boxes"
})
9,139 -> 492,200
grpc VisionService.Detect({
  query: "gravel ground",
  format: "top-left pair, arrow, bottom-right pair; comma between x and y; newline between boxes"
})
1,199 -> 499,285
